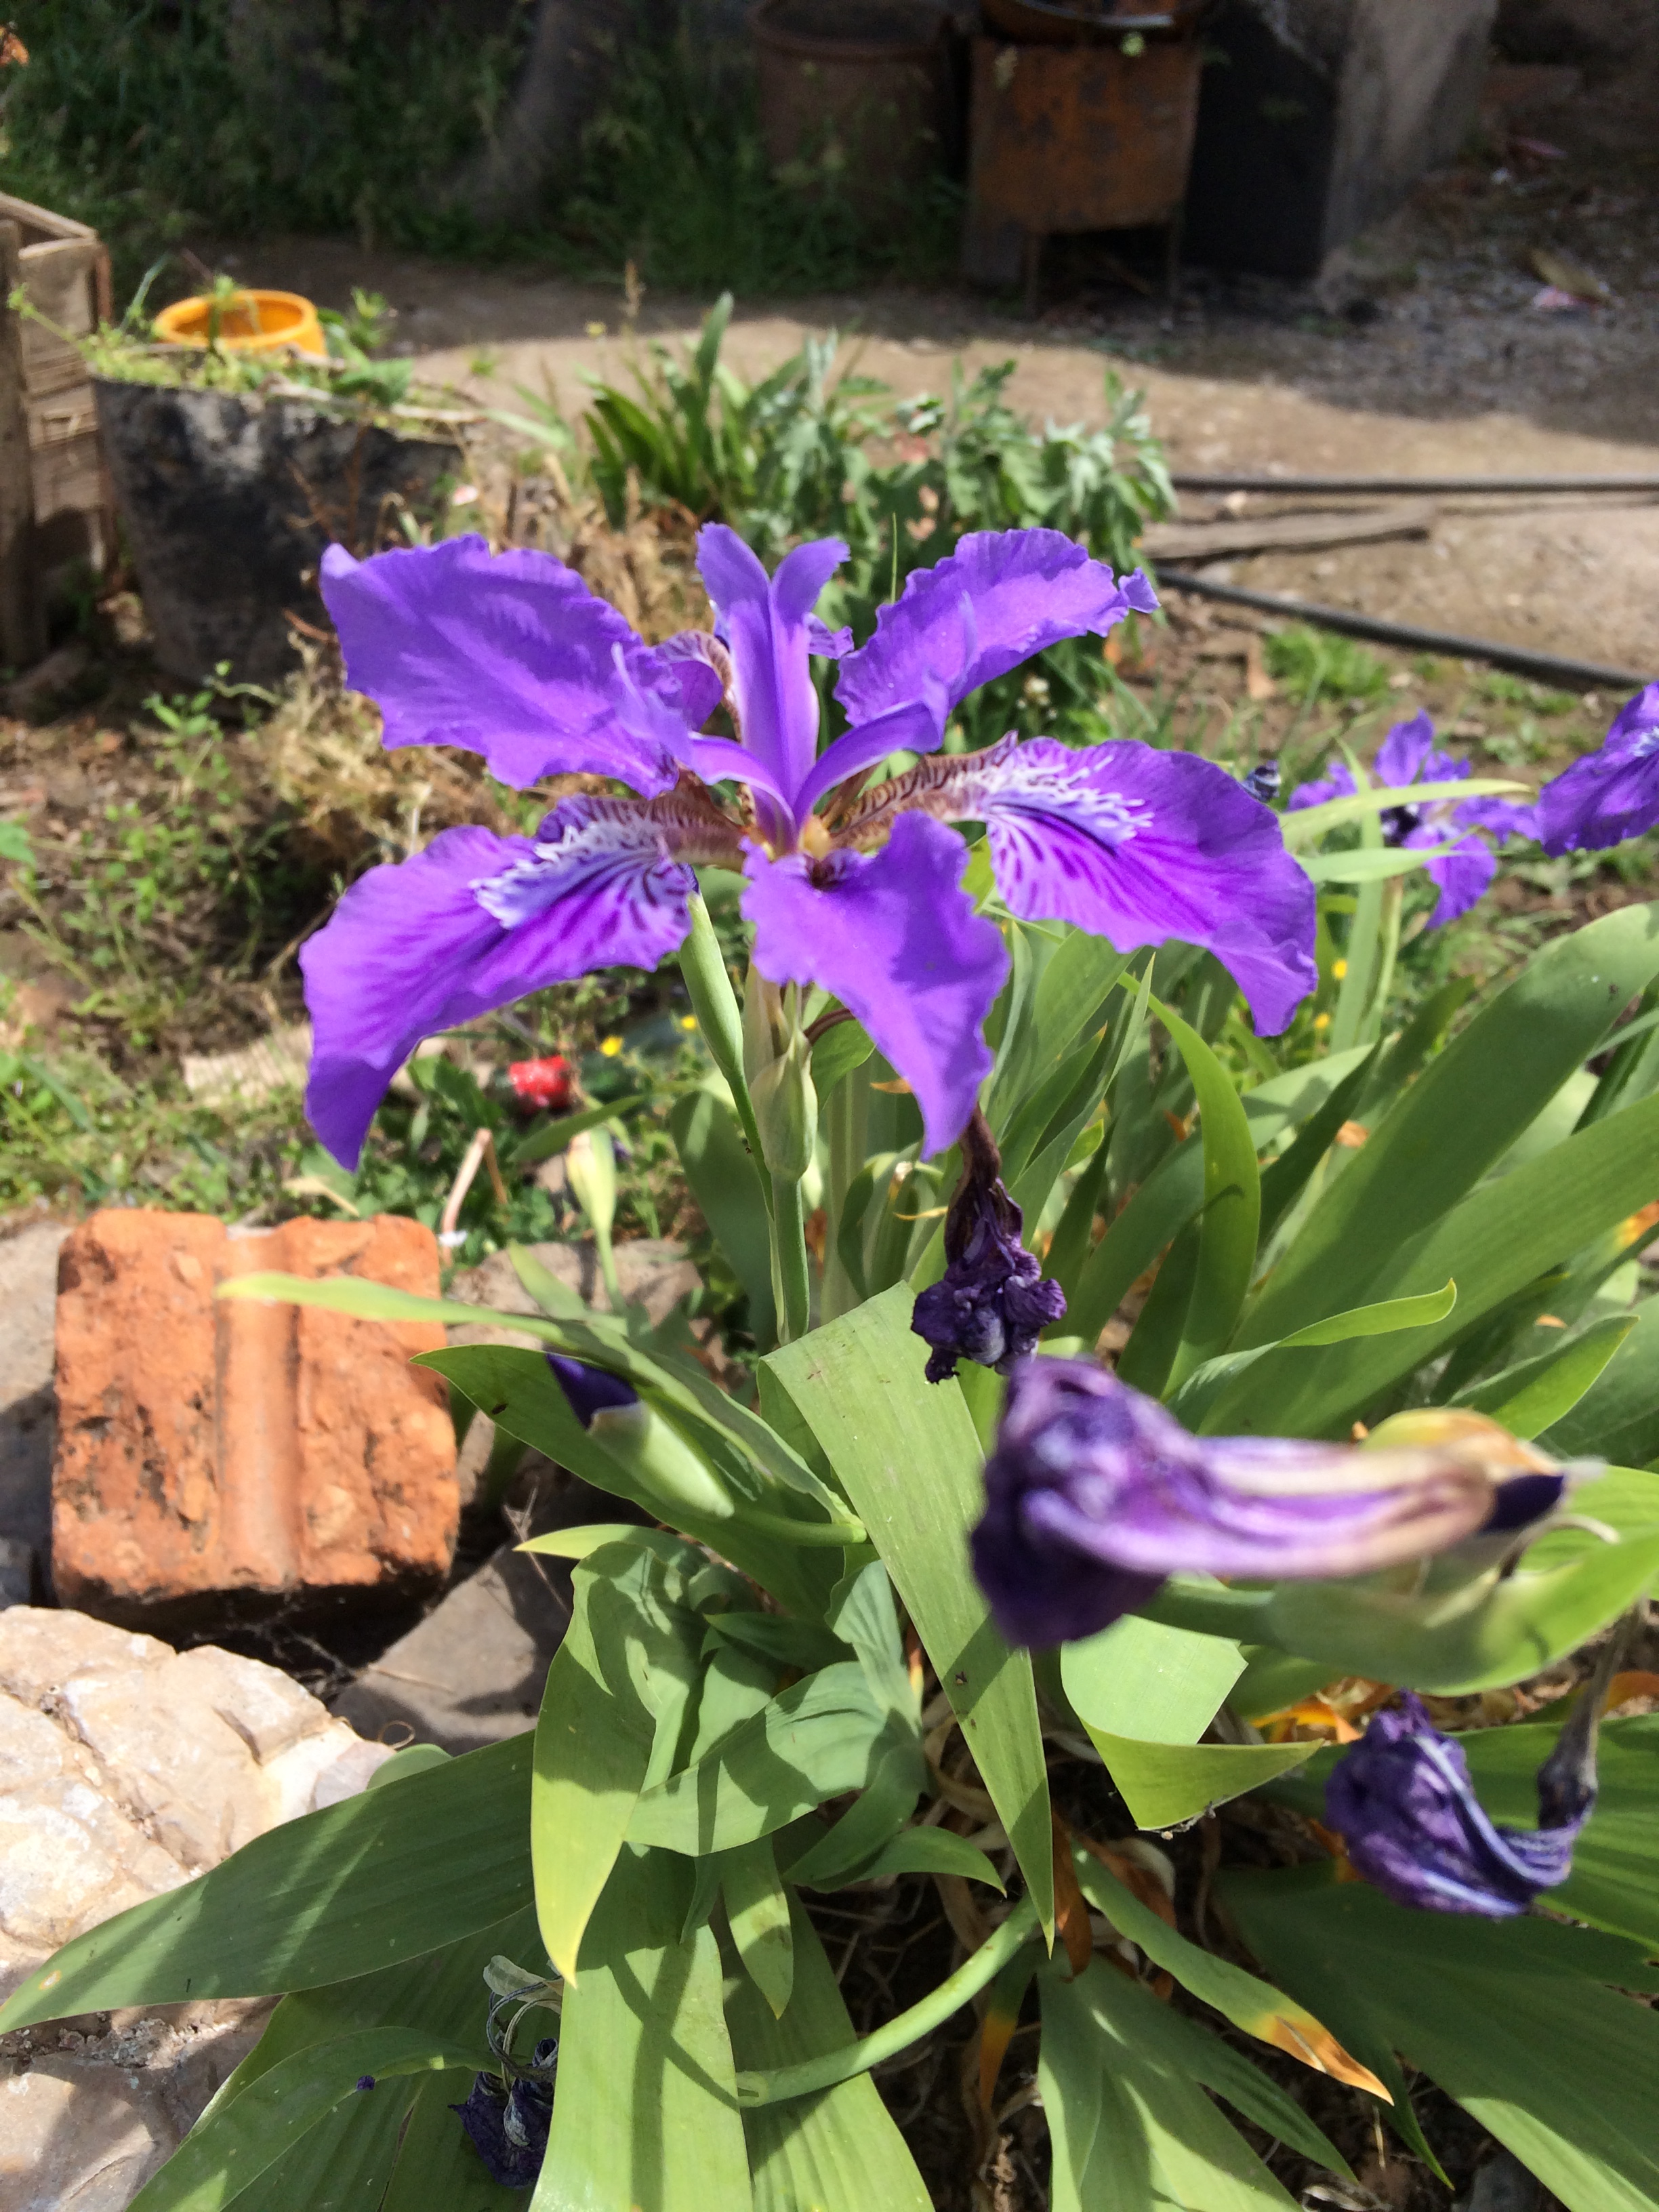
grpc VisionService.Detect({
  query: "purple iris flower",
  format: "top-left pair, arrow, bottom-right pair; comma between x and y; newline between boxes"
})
912,1107 -> 1066,1382
1289,712 -> 1535,927
301,527 -> 1319,1168
970,1358 -> 1504,1650
1324,1689 -> 1599,1916
1536,682 -> 1659,855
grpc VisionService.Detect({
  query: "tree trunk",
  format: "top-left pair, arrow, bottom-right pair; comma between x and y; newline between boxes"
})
455,0 -> 646,222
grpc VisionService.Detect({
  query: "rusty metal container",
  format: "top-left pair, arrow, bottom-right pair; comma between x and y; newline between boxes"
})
982,0 -> 1207,42
962,35 -> 1203,290
750,0 -> 954,211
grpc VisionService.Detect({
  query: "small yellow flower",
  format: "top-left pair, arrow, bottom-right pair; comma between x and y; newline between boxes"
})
599,1035 -> 623,1057
679,1014 -> 698,1032
1332,959 -> 1349,980
1313,1012 -> 1332,1032
586,320 -> 607,338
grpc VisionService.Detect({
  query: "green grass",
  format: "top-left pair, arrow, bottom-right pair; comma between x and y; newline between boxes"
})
0,0 -> 960,305
1262,625 -> 1391,708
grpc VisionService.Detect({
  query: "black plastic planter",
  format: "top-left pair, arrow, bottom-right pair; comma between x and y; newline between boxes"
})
94,379 -> 459,683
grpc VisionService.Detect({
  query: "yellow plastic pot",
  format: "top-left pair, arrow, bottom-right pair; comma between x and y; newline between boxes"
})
153,289 -> 327,359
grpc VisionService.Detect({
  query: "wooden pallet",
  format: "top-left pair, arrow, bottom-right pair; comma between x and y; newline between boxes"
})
0,190 -> 115,668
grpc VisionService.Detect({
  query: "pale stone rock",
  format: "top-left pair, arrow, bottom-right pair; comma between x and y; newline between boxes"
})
0,1607 -> 395,2000
0,1607 -> 396,2208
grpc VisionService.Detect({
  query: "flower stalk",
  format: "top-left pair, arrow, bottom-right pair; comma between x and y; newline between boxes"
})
678,891 -> 772,1218
771,1170 -> 813,1345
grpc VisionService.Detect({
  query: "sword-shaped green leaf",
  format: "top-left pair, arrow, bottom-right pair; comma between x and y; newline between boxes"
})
537,1846 -> 752,2212
762,1285 -> 1054,1937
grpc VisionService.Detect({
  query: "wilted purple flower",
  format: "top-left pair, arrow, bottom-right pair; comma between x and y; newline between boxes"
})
970,1359 -> 1503,1649
1536,682 -> 1659,855
1324,1687 -> 1600,1916
1290,712 -> 1535,926
453,2069 -> 554,2188
301,528 -> 1319,1168
912,1109 -> 1066,1382
547,1352 -> 638,1427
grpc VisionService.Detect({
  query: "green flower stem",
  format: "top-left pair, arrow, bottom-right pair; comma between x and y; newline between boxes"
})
733,1896 -> 1042,2108
1366,877 -> 1405,1043
678,892 -> 771,1218
737,1504 -> 867,1547
1136,1578 -> 1276,1639
821,1063 -> 867,1324
771,1170 -> 812,1344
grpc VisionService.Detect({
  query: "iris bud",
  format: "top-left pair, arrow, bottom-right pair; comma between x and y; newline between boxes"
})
743,972 -> 818,1181
565,1128 -> 617,1244
750,1026 -> 819,1181
547,1354 -> 735,1522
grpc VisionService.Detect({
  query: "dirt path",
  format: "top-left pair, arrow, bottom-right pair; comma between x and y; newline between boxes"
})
217,58 -> 1659,678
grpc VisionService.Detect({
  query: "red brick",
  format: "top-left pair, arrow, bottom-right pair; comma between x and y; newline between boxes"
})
52,1212 -> 457,1628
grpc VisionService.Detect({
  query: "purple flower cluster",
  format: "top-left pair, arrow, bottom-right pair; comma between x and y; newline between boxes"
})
1289,712 -> 1536,928
970,1358 -> 1511,1649
1325,1689 -> 1599,1917
301,526 -> 1320,1169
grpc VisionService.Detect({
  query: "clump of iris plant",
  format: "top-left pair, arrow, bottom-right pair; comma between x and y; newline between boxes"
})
300,527 -> 1318,1170
1289,711 -> 1535,926
969,1357 -> 1564,1650
1536,681 -> 1659,855
912,1107 -> 1066,1382
1323,1656 -> 1614,1916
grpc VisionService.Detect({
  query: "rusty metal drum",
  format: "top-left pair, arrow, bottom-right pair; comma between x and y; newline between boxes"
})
963,35 -> 1204,287
750,0 -> 955,211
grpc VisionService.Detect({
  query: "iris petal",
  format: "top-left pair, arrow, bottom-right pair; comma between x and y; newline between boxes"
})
319,537 -> 710,794
695,525 -> 847,815
302,796 -> 735,1168
1537,681 -> 1659,855
742,811 -> 1006,1156
835,528 -> 1155,739
858,735 -> 1317,1037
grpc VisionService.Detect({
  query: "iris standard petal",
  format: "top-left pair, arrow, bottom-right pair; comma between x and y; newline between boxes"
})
1536,682 -> 1659,855
302,795 -> 737,1168
844,735 -> 1317,1036
970,1359 -> 1496,1650
319,537 -> 705,794
741,811 -> 1007,1156
1374,710 -> 1457,791
834,529 -> 1155,737
695,525 -> 846,814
